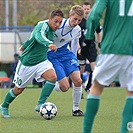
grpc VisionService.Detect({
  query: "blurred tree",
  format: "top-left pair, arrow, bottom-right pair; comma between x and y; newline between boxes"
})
0,0 -> 96,26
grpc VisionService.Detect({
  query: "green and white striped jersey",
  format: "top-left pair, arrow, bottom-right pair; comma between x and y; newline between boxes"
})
85,0 -> 133,55
19,21 -> 54,66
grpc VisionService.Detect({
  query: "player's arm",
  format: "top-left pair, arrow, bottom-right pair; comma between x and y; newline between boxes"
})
85,0 -> 108,40
77,43 -> 81,55
20,43 -> 57,52
35,22 -> 54,47
70,38 -> 79,55
95,25 -> 102,48
71,27 -> 82,55
19,39 -> 31,51
19,45 -> 24,52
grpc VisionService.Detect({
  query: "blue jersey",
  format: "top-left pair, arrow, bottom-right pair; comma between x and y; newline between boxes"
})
47,18 -> 81,80
53,18 -> 81,48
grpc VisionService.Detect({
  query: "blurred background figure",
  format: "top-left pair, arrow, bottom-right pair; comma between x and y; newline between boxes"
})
8,53 -> 19,88
77,1 -> 102,93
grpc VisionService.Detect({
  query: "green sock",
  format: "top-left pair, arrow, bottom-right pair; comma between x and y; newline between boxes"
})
83,95 -> 100,133
38,80 -> 55,105
2,89 -> 17,108
120,97 -> 133,133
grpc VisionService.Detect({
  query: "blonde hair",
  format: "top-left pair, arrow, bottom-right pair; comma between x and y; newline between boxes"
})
69,5 -> 84,17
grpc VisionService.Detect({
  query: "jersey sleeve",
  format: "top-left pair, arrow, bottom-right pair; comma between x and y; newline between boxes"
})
70,38 -> 79,55
85,0 -> 108,40
34,22 -> 53,47
22,40 -> 29,49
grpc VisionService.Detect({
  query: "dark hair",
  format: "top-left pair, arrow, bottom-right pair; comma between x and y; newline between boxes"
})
14,53 -> 19,57
83,1 -> 92,7
50,9 -> 64,19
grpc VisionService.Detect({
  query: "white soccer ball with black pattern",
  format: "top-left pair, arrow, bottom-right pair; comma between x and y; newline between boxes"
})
40,102 -> 57,120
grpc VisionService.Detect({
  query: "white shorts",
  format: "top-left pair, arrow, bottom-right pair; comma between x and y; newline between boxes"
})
92,54 -> 133,91
13,60 -> 55,88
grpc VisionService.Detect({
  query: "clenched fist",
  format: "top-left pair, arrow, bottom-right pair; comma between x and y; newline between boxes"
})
48,44 -> 57,52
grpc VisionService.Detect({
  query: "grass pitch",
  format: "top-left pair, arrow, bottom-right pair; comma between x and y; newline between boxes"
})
0,87 -> 131,133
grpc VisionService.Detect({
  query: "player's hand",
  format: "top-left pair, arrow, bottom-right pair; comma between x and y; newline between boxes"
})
77,48 -> 81,55
48,44 -> 57,52
19,45 -> 24,51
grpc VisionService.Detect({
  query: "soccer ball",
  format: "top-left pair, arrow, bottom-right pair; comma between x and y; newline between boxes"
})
40,102 -> 57,120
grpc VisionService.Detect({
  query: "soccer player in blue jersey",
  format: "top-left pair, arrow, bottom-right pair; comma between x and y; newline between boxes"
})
82,0 -> 133,132
47,5 -> 84,116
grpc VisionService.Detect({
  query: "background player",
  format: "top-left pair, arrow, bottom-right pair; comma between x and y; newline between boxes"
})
82,0 -> 133,132
77,1 -> 102,93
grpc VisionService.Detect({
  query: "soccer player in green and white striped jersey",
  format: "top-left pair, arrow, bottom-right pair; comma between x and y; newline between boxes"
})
83,0 -> 133,132
0,9 -> 64,118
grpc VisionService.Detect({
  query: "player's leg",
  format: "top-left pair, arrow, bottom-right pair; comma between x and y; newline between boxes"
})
83,80 -> 104,133
77,50 -> 86,98
52,62 -> 70,92
79,64 -> 86,99
61,55 -> 83,116
120,57 -> 133,132
77,51 -> 86,77
83,54 -> 123,132
35,61 -> 57,112
0,61 -> 31,118
85,62 -> 95,92
120,91 -> 133,133
56,78 -> 70,92
70,71 -> 83,116
80,65 -> 86,86
85,42 -> 97,92
36,69 -> 56,104
0,87 -> 25,118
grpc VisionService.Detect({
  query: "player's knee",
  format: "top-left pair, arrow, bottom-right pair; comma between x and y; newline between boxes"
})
73,78 -> 82,87
48,74 -> 57,82
14,86 -> 25,95
50,77 -> 57,82
60,84 -> 70,92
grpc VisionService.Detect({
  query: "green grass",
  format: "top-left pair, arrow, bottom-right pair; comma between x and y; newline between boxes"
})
0,87 -> 132,133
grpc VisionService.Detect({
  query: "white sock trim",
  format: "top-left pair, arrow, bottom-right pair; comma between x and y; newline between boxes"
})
9,89 -> 16,98
54,82 -> 62,92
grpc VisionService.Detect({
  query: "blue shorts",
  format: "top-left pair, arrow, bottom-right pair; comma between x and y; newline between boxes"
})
48,51 -> 80,81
